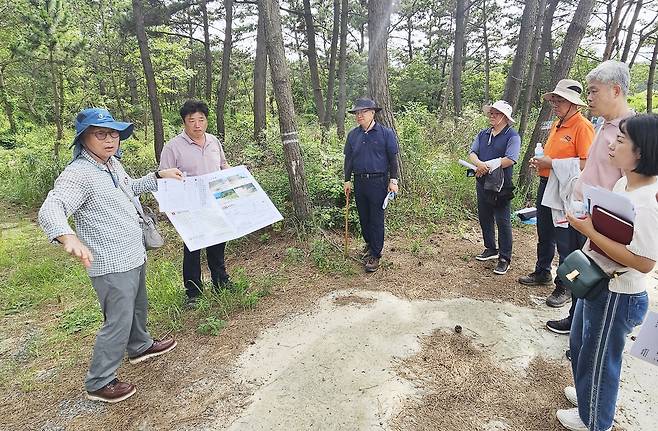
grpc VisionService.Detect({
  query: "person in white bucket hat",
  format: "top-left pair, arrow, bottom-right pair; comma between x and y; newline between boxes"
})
519,78 -> 595,310
468,100 -> 521,276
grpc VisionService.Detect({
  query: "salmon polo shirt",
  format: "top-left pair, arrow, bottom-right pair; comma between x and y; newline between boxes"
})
539,111 -> 595,178
159,130 -> 229,175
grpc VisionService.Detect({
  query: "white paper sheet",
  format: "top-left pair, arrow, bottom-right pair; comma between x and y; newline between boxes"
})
630,311 -> 658,367
582,183 -> 635,222
484,157 -> 502,171
458,159 -> 477,170
159,166 -> 283,251
154,177 -> 213,212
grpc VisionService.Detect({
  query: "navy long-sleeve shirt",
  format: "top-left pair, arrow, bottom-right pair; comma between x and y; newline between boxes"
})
343,122 -> 399,182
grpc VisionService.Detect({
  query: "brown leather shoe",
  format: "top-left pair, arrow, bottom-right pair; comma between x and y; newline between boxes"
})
364,256 -> 380,272
128,338 -> 177,364
86,379 -> 136,403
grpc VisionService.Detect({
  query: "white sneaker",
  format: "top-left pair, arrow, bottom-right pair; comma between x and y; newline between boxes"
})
564,386 -> 578,407
556,408 -> 587,431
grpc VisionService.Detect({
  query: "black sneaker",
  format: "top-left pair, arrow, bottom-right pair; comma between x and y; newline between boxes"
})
184,295 -> 200,309
476,249 -> 499,261
546,317 -> 571,334
493,258 -> 510,275
565,349 -> 571,361
518,271 -> 552,286
546,285 -> 572,307
213,277 -> 235,293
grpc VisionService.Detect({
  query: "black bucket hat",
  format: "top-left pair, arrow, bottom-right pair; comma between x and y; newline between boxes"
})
347,98 -> 382,113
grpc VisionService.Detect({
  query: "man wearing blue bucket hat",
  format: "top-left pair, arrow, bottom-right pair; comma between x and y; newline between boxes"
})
344,98 -> 399,272
38,108 -> 183,403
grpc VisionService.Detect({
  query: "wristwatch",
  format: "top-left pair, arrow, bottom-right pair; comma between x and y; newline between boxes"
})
155,171 -> 162,179
389,178 -> 398,185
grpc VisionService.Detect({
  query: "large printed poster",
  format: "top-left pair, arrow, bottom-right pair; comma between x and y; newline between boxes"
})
154,166 -> 283,251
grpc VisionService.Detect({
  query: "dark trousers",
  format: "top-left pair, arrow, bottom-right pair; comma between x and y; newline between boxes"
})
476,181 -> 513,262
354,175 -> 388,258
183,242 -> 228,298
534,178 -> 584,279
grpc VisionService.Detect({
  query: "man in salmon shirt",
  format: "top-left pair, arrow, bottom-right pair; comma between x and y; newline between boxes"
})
159,100 -> 232,306
519,79 -> 595,309
546,61 -> 633,340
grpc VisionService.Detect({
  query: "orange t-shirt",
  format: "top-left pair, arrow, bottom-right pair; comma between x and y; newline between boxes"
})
539,112 -> 595,177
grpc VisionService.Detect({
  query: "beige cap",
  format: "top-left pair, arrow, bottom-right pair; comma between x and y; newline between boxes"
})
542,79 -> 587,106
483,100 -> 515,123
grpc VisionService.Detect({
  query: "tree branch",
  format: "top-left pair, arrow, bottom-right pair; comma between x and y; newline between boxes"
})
146,29 -> 207,44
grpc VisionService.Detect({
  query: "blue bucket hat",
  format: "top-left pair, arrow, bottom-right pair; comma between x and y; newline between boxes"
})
70,108 -> 133,159
347,98 -> 382,113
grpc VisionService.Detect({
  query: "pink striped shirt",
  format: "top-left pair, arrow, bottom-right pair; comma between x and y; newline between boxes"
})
573,111 -> 632,199
159,130 -> 229,175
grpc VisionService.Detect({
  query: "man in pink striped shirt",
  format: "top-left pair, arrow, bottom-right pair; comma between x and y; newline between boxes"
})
159,100 -> 231,305
546,61 -> 633,338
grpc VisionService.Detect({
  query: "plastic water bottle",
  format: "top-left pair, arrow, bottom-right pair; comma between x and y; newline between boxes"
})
534,143 -> 544,159
569,200 -> 588,219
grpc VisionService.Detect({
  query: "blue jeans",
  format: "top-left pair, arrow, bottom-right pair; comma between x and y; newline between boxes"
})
476,181 -> 512,262
354,175 -> 388,258
570,282 -> 648,430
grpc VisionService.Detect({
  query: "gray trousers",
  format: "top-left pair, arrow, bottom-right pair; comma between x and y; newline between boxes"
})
85,263 -> 153,392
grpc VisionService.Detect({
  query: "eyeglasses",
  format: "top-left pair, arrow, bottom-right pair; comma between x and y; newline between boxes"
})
549,97 -> 569,105
354,110 -> 373,116
93,130 -> 120,140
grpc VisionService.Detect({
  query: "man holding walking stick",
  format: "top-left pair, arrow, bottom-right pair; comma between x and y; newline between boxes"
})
343,98 -> 400,272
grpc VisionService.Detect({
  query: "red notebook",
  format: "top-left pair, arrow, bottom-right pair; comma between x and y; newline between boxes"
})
589,205 -> 634,264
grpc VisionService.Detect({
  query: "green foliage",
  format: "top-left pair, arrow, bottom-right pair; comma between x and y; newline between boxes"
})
197,316 -> 226,336
284,247 -> 305,264
310,238 -> 354,275
57,305 -> 102,335
0,129 -> 68,206
0,218 -> 91,316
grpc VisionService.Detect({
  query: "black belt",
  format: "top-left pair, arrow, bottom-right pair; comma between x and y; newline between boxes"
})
354,173 -> 385,178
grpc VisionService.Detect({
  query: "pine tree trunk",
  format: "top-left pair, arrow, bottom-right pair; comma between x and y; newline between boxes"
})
323,0 -> 340,126
302,0 -> 325,123
262,0 -> 311,220
132,0 -> 165,161
0,67 -> 16,133
518,0 -> 549,142
452,0 -> 466,117
254,2 -> 267,145
367,0 -> 395,128
367,0 -> 402,179
48,49 -> 63,155
503,0 -> 538,108
647,34 -> 658,113
216,0 -> 233,141
336,0 -> 349,139
621,0 -> 643,62
603,0 -> 624,60
482,0 -> 490,103
518,0 -> 596,196
201,0 -> 213,103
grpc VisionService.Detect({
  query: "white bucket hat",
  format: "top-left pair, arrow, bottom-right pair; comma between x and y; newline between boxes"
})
542,79 -> 587,106
483,100 -> 515,123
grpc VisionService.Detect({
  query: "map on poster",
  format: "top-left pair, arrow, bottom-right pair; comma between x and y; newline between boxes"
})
153,166 -> 283,251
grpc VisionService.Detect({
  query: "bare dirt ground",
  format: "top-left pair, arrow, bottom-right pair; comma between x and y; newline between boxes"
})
1,215 -> 656,431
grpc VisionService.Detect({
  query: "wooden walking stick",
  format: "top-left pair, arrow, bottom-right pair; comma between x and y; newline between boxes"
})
344,189 -> 350,257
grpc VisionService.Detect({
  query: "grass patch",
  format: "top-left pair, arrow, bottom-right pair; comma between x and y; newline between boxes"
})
191,267 -> 273,336
0,220 -> 91,316
310,239 -> 354,275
